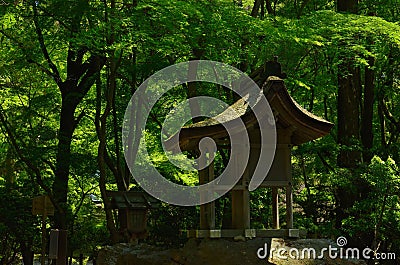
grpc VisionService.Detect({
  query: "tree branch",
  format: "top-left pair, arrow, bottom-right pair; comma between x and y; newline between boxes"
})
42,158 -> 56,175
0,106 -> 63,214
76,55 -> 106,95
27,59 -> 54,77
381,99 -> 400,132
32,2 -> 62,85
73,109 -> 86,130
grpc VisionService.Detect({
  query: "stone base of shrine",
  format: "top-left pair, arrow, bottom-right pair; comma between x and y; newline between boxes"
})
186,229 -> 307,239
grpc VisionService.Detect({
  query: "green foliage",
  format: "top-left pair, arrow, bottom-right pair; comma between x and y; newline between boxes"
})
250,189 -> 272,229
0,183 -> 40,264
342,157 -> 400,248
147,203 -> 198,247
69,199 -> 109,255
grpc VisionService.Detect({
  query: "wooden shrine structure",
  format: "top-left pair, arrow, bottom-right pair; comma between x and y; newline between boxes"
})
105,191 -> 159,240
164,65 -> 333,238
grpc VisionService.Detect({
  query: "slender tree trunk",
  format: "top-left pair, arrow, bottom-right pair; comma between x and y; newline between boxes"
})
361,57 -> 374,162
187,57 -> 202,124
300,155 -> 314,221
251,0 -> 262,17
297,0 -> 311,18
379,49 -> 395,158
5,147 -> 15,184
378,101 -> 387,151
265,0 -> 273,15
260,0 -> 265,18
252,0 -> 273,17
96,77 -> 120,243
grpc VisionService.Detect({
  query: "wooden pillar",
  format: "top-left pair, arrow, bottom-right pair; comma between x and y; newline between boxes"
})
231,151 -> 250,230
231,188 -> 250,229
199,154 -> 216,230
41,213 -> 46,265
207,161 -> 216,229
286,184 -> 293,229
272,187 -> 279,229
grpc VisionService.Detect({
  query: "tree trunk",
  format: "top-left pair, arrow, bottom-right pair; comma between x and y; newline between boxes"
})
5,147 -> 15,184
361,57 -> 374,162
52,54 -> 105,230
252,0 -> 273,17
337,0 -> 358,13
335,0 -> 361,230
52,97 -> 77,229
378,101 -> 387,152
251,0 -> 262,17
265,0 -> 273,15
20,242 -> 34,265
296,0 -> 311,18
337,59 -> 361,168
260,0 -> 265,18
187,58 -> 202,124
108,53 -> 130,239
95,76 -> 121,243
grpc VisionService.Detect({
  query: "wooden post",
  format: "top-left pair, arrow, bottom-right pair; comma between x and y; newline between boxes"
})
199,152 -> 216,230
231,190 -> 251,229
242,167 -> 251,229
286,185 -> 293,229
231,153 -> 250,230
272,187 -> 279,229
32,195 -> 55,265
56,230 -> 68,265
208,161 -> 216,229
41,213 -> 46,265
231,190 -> 242,229
199,155 -> 207,229
244,189 -> 250,229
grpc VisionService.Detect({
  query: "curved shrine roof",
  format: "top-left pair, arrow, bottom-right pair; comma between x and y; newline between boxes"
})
164,77 -> 333,151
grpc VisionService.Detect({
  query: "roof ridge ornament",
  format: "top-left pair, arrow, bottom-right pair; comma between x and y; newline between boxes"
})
264,56 -> 287,80
250,56 -> 287,86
